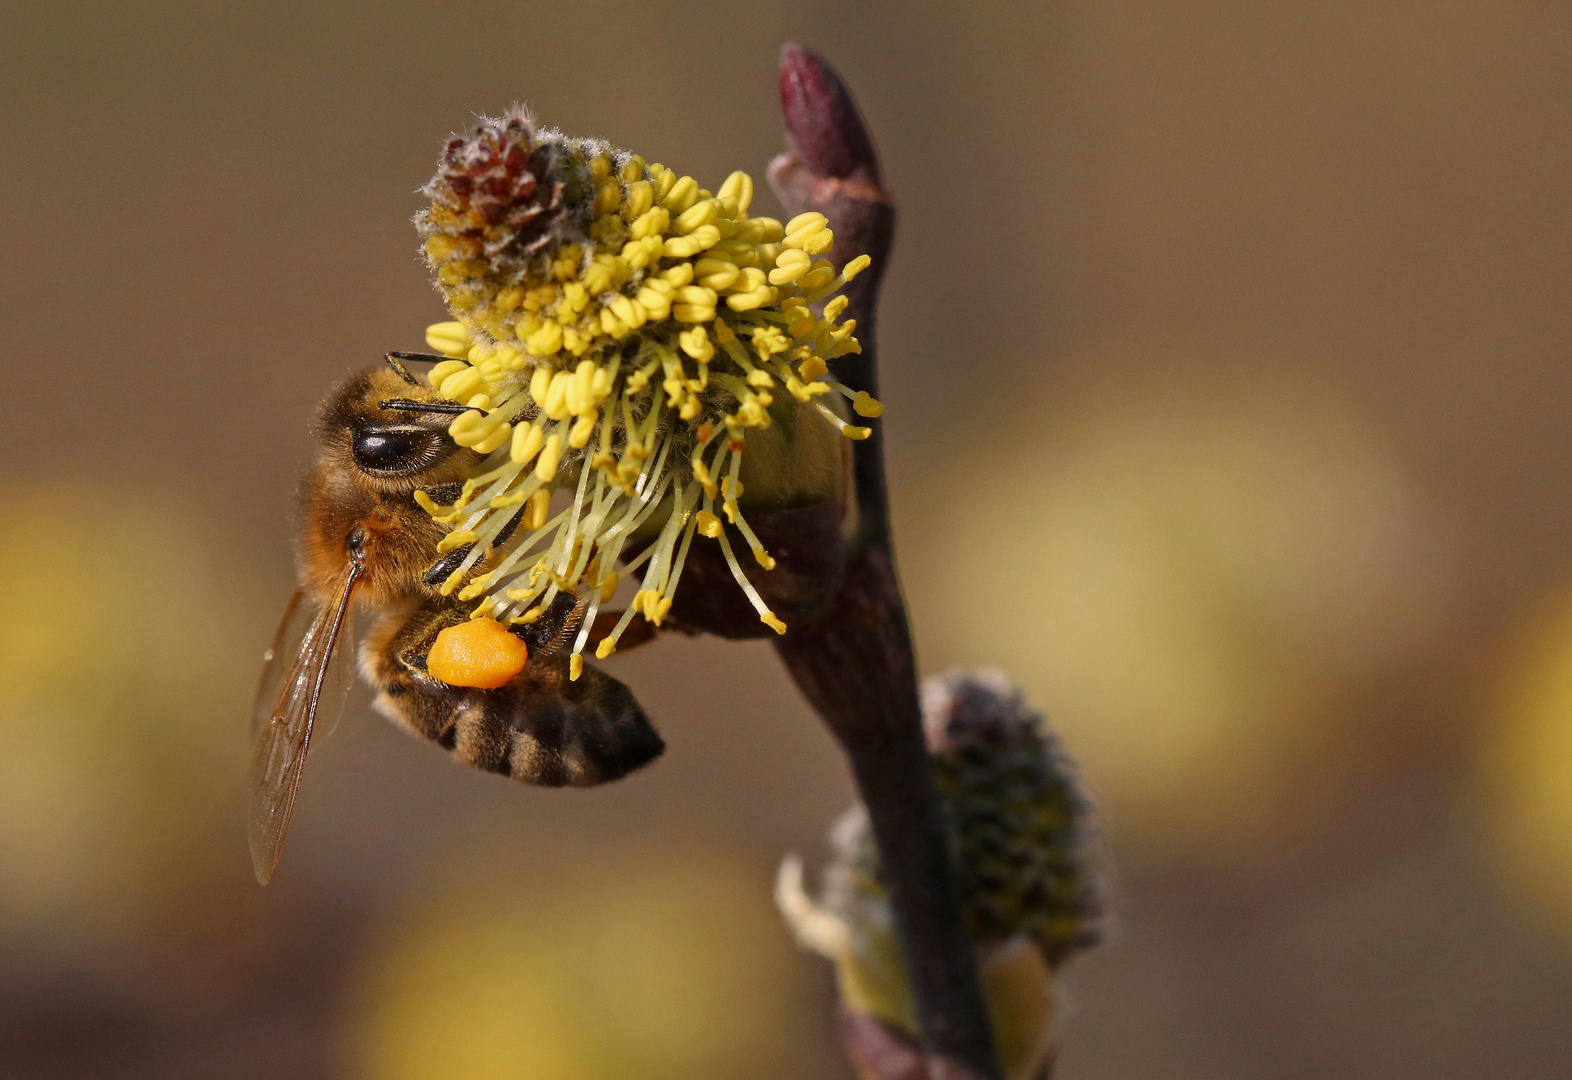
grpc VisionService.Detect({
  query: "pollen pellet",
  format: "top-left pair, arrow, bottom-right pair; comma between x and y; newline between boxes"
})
426,618 -> 528,689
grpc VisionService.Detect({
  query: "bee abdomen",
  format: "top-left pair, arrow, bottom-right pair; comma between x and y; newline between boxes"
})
447,662 -> 663,786
368,604 -> 663,787
377,662 -> 662,788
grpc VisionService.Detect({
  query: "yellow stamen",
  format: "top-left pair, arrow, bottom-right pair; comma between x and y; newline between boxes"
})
413,116 -> 880,634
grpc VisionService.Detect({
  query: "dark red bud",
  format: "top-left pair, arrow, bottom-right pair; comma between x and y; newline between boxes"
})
778,43 -> 881,182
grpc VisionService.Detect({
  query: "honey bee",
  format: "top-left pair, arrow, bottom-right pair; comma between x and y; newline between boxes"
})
249,358 -> 664,885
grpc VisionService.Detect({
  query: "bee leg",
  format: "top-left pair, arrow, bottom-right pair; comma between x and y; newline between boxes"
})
363,603 -> 664,787
360,602 -> 463,747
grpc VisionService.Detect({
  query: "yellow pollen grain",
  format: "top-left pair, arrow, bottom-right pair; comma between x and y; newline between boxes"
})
416,127 -> 881,642
511,422 -> 544,464
853,391 -> 885,418
695,257 -> 739,291
621,180 -> 654,221
471,421 -> 511,455
799,356 -> 828,381
427,359 -> 469,387
536,433 -> 563,481
768,248 -> 812,285
543,370 -> 572,419
440,367 -> 486,401
425,321 -> 469,357
751,326 -> 790,358
662,175 -> 699,212
569,413 -> 597,448
437,529 -> 479,554
796,265 -> 835,292
717,169 -> 753,214
525,488 -> 550,530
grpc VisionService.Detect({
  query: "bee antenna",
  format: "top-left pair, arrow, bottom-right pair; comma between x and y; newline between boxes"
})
389,350 -> 462,365
384,353 -> 421,385
385,351 -> 469,385
378,399 -> 473,416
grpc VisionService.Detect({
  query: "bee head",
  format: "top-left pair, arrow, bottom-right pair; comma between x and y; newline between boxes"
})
296,364 -> 478,606
316,365 -> 473,490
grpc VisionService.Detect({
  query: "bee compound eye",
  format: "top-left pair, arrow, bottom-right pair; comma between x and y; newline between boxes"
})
351,424 -> 446,476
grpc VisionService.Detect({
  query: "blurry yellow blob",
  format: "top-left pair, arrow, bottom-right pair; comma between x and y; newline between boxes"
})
906,376 -> 1445,850
347,852 -> 808,1080
0,484 -> 247,932
1479,577 -> 1572,941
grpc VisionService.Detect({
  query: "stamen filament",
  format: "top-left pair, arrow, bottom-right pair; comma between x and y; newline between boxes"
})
413,115 -> 876,651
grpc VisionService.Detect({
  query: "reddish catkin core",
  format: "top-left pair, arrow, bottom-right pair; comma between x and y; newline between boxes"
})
426,618 -> 528,688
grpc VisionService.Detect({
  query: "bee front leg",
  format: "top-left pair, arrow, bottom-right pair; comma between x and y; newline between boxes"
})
361,601 -> 664,787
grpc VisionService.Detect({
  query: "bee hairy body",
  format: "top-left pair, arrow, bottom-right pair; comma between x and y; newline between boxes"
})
360,595 -> 663,786
296,367 -> 468,609
308,365 -> 665,784
249,363 -> 663,884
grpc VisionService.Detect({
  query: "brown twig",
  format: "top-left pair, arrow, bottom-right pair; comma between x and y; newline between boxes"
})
767,44 -> 1003,1080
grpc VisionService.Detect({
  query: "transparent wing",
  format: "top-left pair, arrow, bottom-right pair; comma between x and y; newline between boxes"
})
247,566 -> 360,885
252,591 -> 356,743
323,601 -> 355,740
252,590 -> 307,740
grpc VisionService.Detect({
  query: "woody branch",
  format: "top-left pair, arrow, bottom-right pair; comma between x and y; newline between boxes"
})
767,43 -> 1004,1080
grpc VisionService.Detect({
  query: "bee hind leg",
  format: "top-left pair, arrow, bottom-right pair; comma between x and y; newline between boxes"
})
364,603 -> 664,787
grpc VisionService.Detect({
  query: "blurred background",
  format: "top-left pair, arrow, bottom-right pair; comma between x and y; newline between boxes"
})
2,0 -> 1571,1076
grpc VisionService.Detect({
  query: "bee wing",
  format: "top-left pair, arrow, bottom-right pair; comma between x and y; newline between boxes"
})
252,590 -> 356,742
252,590 -> 306,740
248,565 -> 361,885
